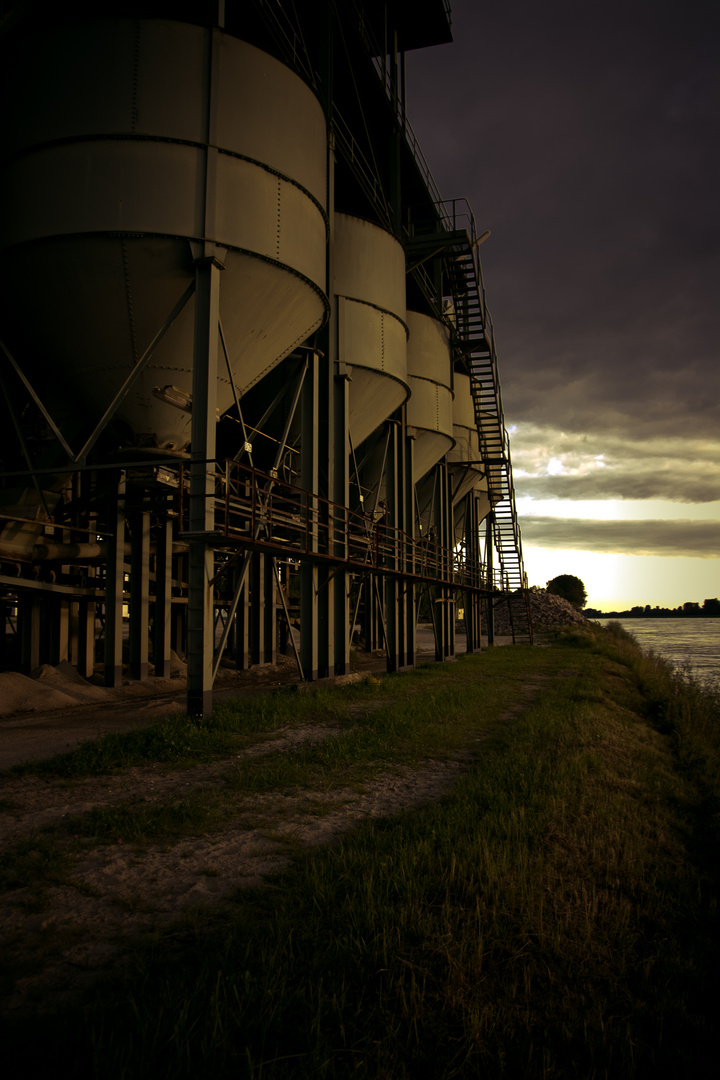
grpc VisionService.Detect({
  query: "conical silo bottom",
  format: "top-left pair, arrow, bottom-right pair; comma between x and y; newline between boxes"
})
0,237 -> 327,450
411,430 -> 454,485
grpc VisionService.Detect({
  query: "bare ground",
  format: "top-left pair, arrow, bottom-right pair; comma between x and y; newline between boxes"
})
0,638 -> 528,1019
0,723 -> 471,1017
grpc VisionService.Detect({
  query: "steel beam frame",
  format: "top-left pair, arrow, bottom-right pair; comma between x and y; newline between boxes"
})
431,461 -> 456,663
485,512 -> 495,646
461,493 -> 484,654
153,517 -> 174,679
385,414 -> 416,671
186,256 -> 223,717
104,473 -> 126,688
129,498 -> 151,681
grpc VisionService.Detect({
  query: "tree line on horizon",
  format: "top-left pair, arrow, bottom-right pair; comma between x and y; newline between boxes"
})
527,577 -> 720,619
584,599 -> 720,619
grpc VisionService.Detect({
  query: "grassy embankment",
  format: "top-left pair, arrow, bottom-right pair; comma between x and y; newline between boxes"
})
2,622 -> 719,1078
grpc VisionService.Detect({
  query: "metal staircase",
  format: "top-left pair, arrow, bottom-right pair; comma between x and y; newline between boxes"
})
441,204 -> 533,644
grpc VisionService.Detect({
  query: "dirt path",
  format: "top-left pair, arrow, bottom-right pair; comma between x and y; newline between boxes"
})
0,653 -> 386,769
1,649 -> 537,1019
0,732 -> 470,1017
0,627 -> 514,769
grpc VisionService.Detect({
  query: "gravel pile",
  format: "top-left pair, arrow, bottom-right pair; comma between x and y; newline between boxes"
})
489,589 -> 587,634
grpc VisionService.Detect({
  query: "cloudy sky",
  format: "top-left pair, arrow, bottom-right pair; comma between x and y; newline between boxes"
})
408,0 -> 719,610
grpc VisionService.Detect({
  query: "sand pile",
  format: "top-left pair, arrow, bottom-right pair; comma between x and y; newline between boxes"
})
32,662 -> 116,702
0,672 -> 81,716
0,662 -> 116,716
167,650 -> 187,677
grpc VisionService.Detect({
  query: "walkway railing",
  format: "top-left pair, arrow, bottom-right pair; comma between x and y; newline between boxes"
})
177,459 -> 503,595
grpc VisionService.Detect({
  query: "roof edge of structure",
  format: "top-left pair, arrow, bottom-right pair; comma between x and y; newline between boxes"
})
368,0 -> 453,53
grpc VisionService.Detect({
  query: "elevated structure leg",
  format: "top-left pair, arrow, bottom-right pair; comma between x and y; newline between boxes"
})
431,462 -> 455,662
77,577 -> 97,679
332,366 -> 350,675
485,512 -> 495,646
300,352 -> 319,680
187,256 -> 222,716
386,416 -> 415,672
153,517 -> 173,678
463,493 -> 484,653
19,595 -> 41,674
129,499 -> 150,680
104,472 -> 126,688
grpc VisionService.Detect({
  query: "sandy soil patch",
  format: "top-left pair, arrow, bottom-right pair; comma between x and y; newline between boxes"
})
0,723 -> 343,842
0,643 -> 538,1018
1,746 -> 467,1017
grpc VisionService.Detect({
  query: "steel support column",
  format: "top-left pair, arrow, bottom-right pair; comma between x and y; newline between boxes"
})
249,552 -> 276,666
486,512 -> 495,646
315,353 -> 333,678
77,584 -> 97,679
47,596 -> 70,666
464,493 -> 484,653
187,256 -> 222,716
0,598 -> 15,671
171,550 -> 187,660
403,433 -> 417,668
19,595 -> 41,673
363,574 -> 383,652
263,554 -> 277,666
300,352 -> 319,680
153,516 -> 173,678
385,415 -> 415,672
129,500 -> 151,680
432,462 -> 455,663
104,473 -> 126,687
233,560 -> 250,670
332,367 -> 351,675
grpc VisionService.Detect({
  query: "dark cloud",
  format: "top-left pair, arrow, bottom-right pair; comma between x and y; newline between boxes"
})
408,0 -> 720,444
520,516 -> 720,557
517,473 -> 720,504
510,424 -> 720,502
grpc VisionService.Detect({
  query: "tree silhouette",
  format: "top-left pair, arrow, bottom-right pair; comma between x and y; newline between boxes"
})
546,574 -> 587,610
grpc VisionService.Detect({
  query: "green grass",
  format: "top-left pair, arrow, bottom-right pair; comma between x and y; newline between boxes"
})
7,650 -> 553,780
2,625 -> 719,1078
1,649 -> 557,881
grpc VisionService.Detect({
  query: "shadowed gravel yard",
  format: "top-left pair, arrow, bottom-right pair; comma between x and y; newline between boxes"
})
1,623 -> 718,1078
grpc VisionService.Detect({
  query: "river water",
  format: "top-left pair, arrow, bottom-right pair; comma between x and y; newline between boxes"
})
594,618 -> 720,684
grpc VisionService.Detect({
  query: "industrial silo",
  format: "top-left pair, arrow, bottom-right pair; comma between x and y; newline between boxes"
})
0,1 -> 531,700
405,312 -> 454,484
0,17 -> 329,454
331,213 -> 410,661
0,14 -> 330,691
332,214 -> 409,452
448,373 -> 491,521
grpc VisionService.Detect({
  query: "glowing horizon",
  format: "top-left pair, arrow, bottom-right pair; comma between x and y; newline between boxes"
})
521,544 -> 720,612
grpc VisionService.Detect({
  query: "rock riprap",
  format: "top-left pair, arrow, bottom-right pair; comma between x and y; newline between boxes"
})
489,589 -> 587,634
